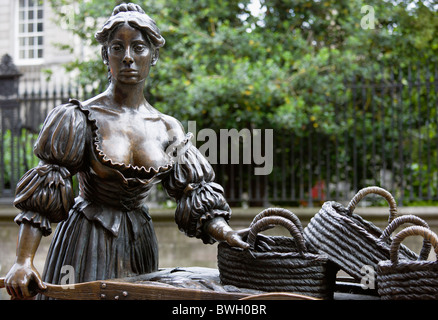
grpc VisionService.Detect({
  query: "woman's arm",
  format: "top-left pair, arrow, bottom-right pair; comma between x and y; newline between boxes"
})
4,222 -> 46,299
204,217 -> 249,249
5,102 -> 88,299
162,117 -> 249,249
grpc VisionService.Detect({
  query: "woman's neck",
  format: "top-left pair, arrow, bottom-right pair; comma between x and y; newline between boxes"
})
106,81 -> 146,109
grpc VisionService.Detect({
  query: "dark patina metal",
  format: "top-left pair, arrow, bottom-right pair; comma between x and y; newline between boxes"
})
2,3 -> 247,300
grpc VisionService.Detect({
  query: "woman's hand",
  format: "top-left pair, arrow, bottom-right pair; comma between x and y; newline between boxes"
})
5,261 -> 46,299
4,222 -> 45,299
205,217 -> 250,249
223,228 -> 250,249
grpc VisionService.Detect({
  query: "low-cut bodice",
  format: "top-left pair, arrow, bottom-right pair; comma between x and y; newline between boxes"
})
14,98 -> 231,244
78,102 -> 178,211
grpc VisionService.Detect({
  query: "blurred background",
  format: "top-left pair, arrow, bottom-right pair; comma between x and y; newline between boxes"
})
0,0 -> 438,299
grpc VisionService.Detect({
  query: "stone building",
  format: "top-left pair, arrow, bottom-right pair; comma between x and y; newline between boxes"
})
0,0 -> 82,90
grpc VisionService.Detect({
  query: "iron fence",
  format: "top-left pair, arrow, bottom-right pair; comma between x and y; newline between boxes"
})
214,64 -> 438,207
0,64 -> 437,207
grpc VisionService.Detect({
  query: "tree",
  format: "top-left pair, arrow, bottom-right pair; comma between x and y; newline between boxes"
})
48,0 -> 438,131
47,0 -> 438,204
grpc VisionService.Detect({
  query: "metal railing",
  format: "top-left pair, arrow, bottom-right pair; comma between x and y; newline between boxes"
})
215,64 -> 438,207
1,64 -> 437,207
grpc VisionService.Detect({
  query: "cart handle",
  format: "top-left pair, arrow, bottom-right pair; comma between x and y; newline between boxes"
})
0,277 -> 254,300
0,277 -> 100,300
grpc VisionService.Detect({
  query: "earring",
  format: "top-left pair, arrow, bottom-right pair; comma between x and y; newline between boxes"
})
151,50 -> 159,66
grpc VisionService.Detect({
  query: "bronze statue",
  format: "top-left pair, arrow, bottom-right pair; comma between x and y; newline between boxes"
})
4,3 -> 248,299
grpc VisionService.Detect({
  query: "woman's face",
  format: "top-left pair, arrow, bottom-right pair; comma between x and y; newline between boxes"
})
106,23 -> 157,85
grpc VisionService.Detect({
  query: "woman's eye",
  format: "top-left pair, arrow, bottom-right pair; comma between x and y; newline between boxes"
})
134,44 -> 146,52
111,45 -> 122,52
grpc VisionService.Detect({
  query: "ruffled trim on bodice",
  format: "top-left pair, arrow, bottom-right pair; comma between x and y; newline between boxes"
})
14,98 -> 231,244
69,98 -> 191,182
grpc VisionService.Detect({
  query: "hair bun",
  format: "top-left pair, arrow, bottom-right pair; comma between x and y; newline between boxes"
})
112,3 -> 145,16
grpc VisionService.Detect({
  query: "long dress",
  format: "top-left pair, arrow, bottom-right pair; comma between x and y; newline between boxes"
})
12,99 -> 231,294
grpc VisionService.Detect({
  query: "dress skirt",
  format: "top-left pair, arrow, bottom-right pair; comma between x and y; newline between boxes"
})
38,199 -> 159,299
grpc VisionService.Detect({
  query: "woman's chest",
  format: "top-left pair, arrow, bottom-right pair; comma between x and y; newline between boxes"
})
92,110 -> 172,169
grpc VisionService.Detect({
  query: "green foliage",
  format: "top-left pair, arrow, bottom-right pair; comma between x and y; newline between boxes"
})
2,129 -> 39,189
47,0 -> 438,133
44,0 -> 438,204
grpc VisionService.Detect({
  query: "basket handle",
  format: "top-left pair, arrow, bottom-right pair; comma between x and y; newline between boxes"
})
379,215 -> 432,260
249,208 -> 304,233
346,186 -> 397,223
246,216 -> 307,253
390,226 -> 438,265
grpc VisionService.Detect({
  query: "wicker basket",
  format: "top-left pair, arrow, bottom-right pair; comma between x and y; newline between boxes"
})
218,209 -> 337,299
249,207 -> 304,232
303,186 -> 423,283
377,226 -> 438,300
378,214 -> 431,260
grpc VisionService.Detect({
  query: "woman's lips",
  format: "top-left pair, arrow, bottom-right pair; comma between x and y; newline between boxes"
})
120,69 -> 138,75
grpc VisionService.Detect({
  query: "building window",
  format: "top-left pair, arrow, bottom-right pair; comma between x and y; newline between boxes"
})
17,0 -> 44,62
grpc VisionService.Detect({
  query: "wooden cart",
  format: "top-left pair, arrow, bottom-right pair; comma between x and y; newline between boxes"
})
0,267 -> 320,300
0,266 -> 379,300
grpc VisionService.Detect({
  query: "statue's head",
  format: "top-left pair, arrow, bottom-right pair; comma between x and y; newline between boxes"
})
95,3 -> 165,82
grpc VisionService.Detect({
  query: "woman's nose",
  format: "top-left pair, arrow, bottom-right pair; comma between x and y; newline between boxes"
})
123,49 -> 134,64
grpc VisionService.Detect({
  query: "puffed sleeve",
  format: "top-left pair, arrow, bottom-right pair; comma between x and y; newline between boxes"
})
162,135 -> 231,244
13,102 -> 88,236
